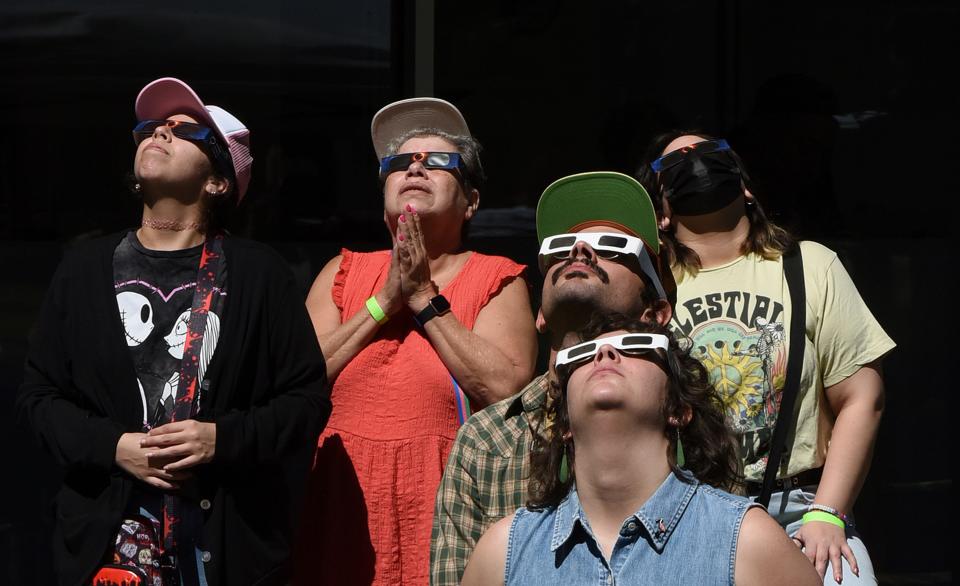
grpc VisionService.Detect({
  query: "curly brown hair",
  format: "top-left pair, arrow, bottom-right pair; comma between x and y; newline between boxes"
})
526,313 -> 740,509
634,130 -> 795,278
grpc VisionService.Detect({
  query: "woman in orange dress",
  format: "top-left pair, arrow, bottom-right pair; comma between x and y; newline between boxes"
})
296,98 -> 537,585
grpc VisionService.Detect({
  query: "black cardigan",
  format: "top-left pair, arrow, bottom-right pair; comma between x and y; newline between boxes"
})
16,233 -> 331,586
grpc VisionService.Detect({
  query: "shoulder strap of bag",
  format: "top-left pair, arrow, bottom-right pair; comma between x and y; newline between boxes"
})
163,234 -> 224,563
169,234 -> 224,423
756,243 -> 805,508
451,374 -> 472,426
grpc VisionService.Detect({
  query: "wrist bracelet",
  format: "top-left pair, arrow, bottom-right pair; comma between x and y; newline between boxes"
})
802,511 -> 845,529
365,296 -> 388,324
807,504 -> 853,527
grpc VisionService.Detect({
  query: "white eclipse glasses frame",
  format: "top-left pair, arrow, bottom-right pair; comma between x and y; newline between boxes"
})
538,232 -> 667,300
555,332 -> 671,371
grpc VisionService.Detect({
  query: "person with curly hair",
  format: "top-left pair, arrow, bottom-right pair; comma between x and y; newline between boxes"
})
461,314 -> 819,585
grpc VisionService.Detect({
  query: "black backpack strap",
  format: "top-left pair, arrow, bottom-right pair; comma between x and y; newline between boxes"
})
756,243 -> 806,508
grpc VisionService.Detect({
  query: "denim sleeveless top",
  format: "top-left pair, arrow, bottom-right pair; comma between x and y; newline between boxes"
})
505,471 -> 758,586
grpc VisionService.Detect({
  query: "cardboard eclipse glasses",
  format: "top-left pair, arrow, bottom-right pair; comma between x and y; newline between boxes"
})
538,232 -> 667,300
556,332 -> 671,372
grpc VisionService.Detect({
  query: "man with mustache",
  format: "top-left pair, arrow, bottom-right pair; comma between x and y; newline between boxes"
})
430,172 -> 673,585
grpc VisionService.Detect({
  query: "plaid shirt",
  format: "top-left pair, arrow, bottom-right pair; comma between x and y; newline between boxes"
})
430,374 -> 550,586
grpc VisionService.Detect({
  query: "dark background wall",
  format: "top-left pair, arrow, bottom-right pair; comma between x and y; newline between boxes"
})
1,1 -> 953,583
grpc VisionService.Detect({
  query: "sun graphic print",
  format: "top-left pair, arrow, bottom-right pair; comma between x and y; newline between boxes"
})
696,338 -> 765,432
685,317 -> 787,433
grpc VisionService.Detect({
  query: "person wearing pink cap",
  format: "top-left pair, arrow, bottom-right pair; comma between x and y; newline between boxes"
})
16,78 -> 330,585
297,98 -> 537,585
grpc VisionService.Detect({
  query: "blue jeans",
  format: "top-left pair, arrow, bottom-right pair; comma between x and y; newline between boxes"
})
758,481 -> 876,586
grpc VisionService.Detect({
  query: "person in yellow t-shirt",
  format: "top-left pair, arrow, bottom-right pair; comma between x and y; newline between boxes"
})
636,132 -> 895,586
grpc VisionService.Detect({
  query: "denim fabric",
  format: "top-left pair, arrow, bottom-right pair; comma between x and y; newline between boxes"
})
505,472 -> 757,586
760,483 -> 876,586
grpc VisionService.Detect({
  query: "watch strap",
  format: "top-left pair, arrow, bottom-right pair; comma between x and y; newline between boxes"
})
414,294 -> 450,326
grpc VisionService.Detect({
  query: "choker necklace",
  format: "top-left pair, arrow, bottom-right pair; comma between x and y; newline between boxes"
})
142,217 -> 201,231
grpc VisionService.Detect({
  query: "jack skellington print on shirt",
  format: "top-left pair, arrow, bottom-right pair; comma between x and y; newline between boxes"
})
113,232 -> 226,429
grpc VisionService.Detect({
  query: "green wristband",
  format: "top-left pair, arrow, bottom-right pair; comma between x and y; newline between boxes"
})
365,296 -> 388,324
802,510 -> 845,529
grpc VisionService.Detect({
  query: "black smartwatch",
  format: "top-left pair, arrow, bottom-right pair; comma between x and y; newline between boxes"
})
414,294 -> 451,326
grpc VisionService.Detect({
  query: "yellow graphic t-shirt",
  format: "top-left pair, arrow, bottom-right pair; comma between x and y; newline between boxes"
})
670,241 -> 895,481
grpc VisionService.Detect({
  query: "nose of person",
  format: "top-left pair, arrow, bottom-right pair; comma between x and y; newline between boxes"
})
569,240 -> 599,262
592,342 -> 621,365
152,122 -> 173,142
404,156 -> 428,179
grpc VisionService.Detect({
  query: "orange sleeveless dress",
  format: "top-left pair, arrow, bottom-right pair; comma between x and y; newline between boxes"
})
295,249 -> 526,586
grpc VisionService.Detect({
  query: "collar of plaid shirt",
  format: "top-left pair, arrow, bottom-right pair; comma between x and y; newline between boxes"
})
505,372 -> 549,419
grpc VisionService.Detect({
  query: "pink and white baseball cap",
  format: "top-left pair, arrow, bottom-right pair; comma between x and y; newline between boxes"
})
135,77 -> 253,201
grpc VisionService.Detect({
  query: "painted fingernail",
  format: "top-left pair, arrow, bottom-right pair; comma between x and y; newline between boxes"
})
398,233 -> 405,242
399,214 -> 406,223
405,203 -> 413,212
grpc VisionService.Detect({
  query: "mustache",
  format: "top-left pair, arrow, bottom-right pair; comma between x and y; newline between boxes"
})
551,255 -> 610,285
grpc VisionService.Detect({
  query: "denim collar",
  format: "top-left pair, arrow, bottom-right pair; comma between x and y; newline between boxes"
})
551,470 -> 699,554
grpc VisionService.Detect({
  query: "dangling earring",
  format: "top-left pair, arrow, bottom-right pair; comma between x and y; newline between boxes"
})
675,428 -> 686,468
133,182 -> 142,193
559,446 -> 570,483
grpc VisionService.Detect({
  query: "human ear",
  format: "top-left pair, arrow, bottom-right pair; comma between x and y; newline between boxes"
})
464,188 -> 480,221
206,175 -> 230,197
640,298 -> 673,327
668,406 -> 693,429
535,307 -> 547,334
658,195 -> 672,231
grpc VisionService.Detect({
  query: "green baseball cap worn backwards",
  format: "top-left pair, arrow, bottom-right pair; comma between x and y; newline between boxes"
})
536,171 -> 659,256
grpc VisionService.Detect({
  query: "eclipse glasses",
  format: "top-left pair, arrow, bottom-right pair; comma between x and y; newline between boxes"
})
556,332 -> 670,372
538,232 -> 667,300
379,151 -> 464,176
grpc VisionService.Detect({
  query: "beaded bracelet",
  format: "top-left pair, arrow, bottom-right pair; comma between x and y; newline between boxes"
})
802,511 -> 845,529
807,503 -> 854,527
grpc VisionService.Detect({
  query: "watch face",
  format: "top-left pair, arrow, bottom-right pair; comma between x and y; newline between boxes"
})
432,295 -> 451,314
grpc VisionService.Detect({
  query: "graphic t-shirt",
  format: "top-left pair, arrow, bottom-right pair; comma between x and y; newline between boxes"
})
111,231 -> 227,584
670,241 -> 895,481
113,231 -> 227,428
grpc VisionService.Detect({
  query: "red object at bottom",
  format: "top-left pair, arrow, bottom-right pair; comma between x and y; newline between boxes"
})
91,565 -> 146,586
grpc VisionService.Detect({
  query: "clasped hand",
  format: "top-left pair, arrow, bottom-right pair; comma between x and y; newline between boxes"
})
115,420 -> 216,490
376,204 -> 438,316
